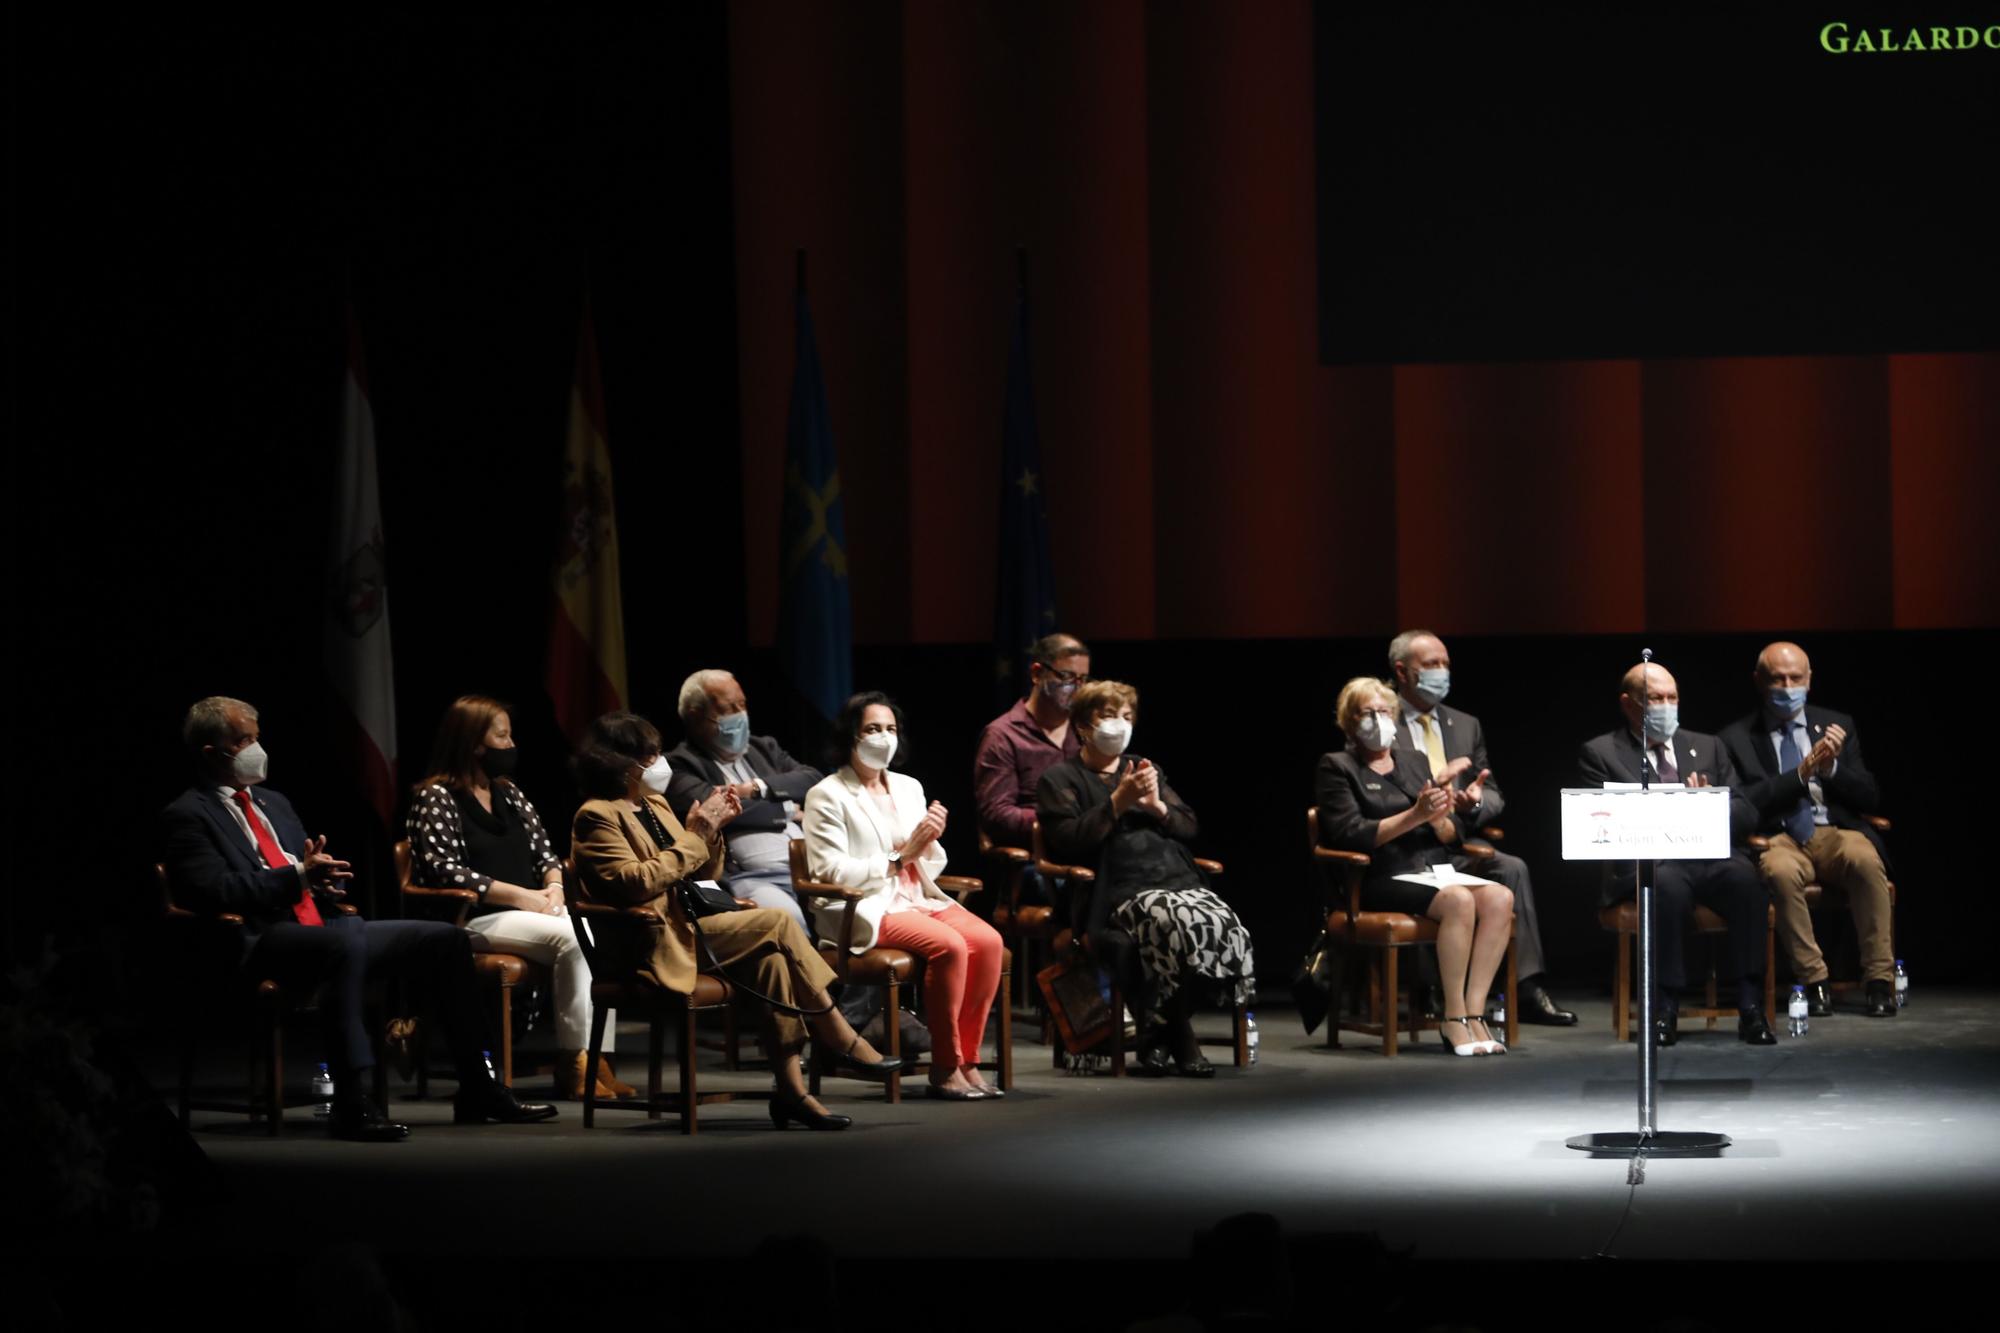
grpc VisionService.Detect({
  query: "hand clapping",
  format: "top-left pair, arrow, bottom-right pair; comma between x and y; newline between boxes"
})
686,785 -> 743,842
903,801 -> 948,857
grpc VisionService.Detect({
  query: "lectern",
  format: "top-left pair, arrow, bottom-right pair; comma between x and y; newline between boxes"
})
1560,783 -> 1735,1156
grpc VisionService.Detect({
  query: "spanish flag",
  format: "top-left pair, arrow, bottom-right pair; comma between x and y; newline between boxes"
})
546,310 -> 628,741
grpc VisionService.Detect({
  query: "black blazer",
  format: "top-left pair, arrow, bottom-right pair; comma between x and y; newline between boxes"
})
1391,701 -> 1505,827
160,784 -> 328,953
664,734 -> 823,836
1315,748 -> 1462,887
1718,705 -> 1887,865
1036,754 -> 1202,938
1576,727 -> 1757,901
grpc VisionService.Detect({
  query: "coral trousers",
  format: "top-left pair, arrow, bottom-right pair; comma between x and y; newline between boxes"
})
872,904 -> 1003,1071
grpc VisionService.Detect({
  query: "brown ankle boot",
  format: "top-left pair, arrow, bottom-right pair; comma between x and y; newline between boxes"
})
593,1055 -> 637,1099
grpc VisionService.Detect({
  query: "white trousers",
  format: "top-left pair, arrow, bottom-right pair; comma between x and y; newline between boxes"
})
464,908 -> 612,1052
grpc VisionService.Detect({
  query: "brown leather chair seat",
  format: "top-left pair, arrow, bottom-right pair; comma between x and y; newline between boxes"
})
1326,911 -> 1441,948
817,944 -> 918,985
992,902 -> 1056,932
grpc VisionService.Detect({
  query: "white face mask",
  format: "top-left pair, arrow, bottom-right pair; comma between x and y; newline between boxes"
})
1091,717 -> 1133,758
229,741 -> 269,787
855,731 -> 899,769
638,756 -> 673,794
1355,712 -> 1396,751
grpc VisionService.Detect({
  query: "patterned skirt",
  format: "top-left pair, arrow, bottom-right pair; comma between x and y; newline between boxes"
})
1111,886 -> 1255,1010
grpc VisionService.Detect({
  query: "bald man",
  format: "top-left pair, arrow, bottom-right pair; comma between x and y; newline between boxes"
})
1720,642 -> 1894,1018
1578,662 -> 1775,1046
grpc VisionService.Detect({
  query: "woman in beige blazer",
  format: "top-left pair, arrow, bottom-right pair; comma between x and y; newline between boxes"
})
569,711 -> 901,1130
803,692 -> 1005,1101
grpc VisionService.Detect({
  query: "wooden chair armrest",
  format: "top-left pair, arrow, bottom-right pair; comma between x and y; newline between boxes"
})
333,903 -> 360,916
1192,858 -> 1224,875
1478,826 -> 1505,842
794,881 -> 867,903
1747,835 -> 1772,851
978,832 -> 1032,863
570,899 -> 662,924
1458,843 -> 1496,861
1865,815 -> 1891,833
1313,847 -> 1372,867
168,907 -> 248,926
935,875 -> 984,902
404,885 -> 478,904
1035,858 -> 1095,882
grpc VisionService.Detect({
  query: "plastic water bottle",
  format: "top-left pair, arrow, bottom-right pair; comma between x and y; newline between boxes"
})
1894,960 -> 1908,1009
1245,1012 -> 1259,1066
1786,985 -> 1809,1037
480,1049 -> 499,1084
311,1063 -> 335,1118
1490,992 -> 1507,1027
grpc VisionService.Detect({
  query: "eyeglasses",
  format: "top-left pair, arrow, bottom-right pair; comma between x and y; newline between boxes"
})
1038,664 -> 1090,685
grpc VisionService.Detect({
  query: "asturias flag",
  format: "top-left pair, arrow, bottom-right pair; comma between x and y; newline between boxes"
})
776,263 -> 852,730
992,262 -> 1058,706
546,310 -> 629,742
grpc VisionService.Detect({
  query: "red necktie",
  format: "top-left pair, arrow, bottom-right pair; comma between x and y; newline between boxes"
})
234,790 -> 323,927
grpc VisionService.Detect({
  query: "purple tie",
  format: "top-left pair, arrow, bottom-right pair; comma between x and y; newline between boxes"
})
1653,744 -> 1678,783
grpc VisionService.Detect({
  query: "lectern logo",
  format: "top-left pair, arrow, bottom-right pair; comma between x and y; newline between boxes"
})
1819,21 -> 2000,52
1590,811 -> 1614,845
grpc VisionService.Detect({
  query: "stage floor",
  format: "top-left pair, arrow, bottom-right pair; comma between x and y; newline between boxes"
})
179,987 -> 2000,1268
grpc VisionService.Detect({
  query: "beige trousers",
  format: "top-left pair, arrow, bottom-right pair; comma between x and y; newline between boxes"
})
1757,827 -> 1893,984
693,908 -> 837,1054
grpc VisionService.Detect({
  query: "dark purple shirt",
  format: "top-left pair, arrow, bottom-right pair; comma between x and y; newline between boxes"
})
973,698 -> 1081,849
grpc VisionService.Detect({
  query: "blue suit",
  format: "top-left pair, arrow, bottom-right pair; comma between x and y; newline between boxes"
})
161,784 -> 491,1083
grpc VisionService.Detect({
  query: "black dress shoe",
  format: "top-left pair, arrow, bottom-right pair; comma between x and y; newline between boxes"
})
1652,1011 -> 1679,1047
453,1083 -> 560,1125
1738,1007 -> 1778,1045
1519,981 -> 1578,1026
823,1038 -> 907,1080
1864,981 -> 1896,1017
771,1094 -> 853,1129
1172,1052 -> 1217,1079
330,1097 -> 409,1143
1802,981 -> 1833,1018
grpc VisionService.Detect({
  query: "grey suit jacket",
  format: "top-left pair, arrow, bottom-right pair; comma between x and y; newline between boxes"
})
1393,700 -> 1504,827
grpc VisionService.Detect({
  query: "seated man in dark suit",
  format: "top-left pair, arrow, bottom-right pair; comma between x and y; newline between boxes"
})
1578,663 -> 1776,1045
1388,628 -> 1575,1025
1720,641 -> 1895,1018
160,696 -> 558,1140
665,669 -> 824,930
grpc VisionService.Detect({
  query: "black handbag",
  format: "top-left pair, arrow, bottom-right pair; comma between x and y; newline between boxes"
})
676,877 -> 748,919
1291,930 -> 1336,1035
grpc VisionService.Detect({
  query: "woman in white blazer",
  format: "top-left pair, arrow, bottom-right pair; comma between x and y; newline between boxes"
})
804,692 -> 1006,1101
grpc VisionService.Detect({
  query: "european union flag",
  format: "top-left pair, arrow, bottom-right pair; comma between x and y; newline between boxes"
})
777,260 -> 853,731
993,257 -> 1058,707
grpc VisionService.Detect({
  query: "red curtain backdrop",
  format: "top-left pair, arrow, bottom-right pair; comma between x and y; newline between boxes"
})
730,0 -> 1999,645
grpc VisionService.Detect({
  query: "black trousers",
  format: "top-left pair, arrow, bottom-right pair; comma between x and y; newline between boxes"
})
245,915 -> 491,1087
1620,852 -> 1770,1008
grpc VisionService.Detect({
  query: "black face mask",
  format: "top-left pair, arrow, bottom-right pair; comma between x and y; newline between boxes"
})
478,746 -> 520,780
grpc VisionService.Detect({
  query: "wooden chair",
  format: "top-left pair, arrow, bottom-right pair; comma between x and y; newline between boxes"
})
981,829 -> 1059,1038
393,839 -> 550,1089
788,841 -> 1014,1101
157,862 -> 368,1134
1599,900 -> 1777,1040
1306,808 -> 1518,1057
1033,822 -> 1251,1075
561,862 -> 757,1134
1747,815 -> 1897,1000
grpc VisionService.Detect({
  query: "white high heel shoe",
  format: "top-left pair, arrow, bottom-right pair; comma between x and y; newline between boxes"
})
1468,1016 -> 1506,1055
1438,1017 -> 1487,1057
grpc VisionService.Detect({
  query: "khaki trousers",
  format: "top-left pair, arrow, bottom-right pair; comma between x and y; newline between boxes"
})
1757,827 -> 1893,984
692,907 -> 837,1054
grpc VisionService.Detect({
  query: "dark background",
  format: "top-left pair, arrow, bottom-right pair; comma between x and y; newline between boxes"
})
12,4 -> 1997,997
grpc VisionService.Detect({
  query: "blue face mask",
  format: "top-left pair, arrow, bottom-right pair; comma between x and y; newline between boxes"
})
1413,667 -> 1450,704
714,711 -> 751,756
1642,704 -> 1679,744
1767,686 -> 1807,717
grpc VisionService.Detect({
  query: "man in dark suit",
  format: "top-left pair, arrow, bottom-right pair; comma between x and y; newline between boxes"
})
1389,629 -> 1575,1025
1578,663 -> 1776,1045
1720,641 -> 1895,1018
666,669 -> 824,929
160,696 -> 558,1139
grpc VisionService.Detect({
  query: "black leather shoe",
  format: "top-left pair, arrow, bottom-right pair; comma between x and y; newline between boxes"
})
1738,1007 -> 1778,1045
1519,980 -> 1578,1026
330,1097 -> 409,1143
1652,1011 -> 1679,1047
1802,981 -> 1833,1017
1864,981 -> 1896,1017
826,1037 -> 907,1080
771,1094 -> 853,1129
1172,1052 -> 1217,1079
453,1083 -> 560,1125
